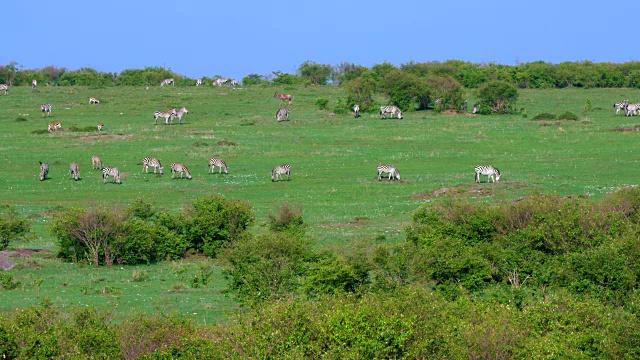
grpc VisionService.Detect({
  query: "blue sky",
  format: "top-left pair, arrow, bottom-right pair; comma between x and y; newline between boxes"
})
5,1 -> 639,81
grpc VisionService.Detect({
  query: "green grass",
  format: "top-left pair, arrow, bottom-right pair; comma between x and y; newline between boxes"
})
2,85 -> 640,322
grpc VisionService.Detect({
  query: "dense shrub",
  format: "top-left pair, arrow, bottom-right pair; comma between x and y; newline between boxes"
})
0,205 -> 33,250
476,81 -> 519,114
314,97 -> 329,110
531,112 -> 557,120
556,111 -> 579,120
266,202 -> 306,235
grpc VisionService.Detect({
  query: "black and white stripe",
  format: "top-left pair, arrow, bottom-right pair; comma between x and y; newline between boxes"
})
0,84 -> 8,95
32,79 -> 37,90
171,162 -> 192,179
196,78 -> 202,86
213,78 -> 228,86
625,103 -> 640,116
160,78 -> 174,86
102,167 -> 121,184
475,165 -> 501,183
41,104 -> 52,117
89,97 -> 100,104
377,164 -> 400,181
91,155 -> 102,170
173,107 -> 188,124
276,107 -> 290,121
353,104 -> 360,118
69,162 -> 79,181
154,108 -> 177,125
271,164 -> 291,181
39,161 -> 49,181
142,157 -> 163,174
380,105 -> 403,119
209,157 -> 228,174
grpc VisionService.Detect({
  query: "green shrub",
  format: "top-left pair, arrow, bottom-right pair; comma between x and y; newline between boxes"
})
266,203 -> 306,235
314,98 -> 329,110
0,321 -> 18,359
476,81 -> 518,114
0,205 -> 33,250
531,112 -> 556,120
14,116 -> 27,122
557,111 -> 579,120
304,252 -> 370,295
0,272 -> 20,290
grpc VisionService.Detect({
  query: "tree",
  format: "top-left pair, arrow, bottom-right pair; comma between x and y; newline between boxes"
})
344,75 -> 377,112
297,61 -> 333,85
378,69 -> 431,111
426,75 -> 466,111
241,73 -> 267,86
476,81 -> 519,114
0,205 -> 33,250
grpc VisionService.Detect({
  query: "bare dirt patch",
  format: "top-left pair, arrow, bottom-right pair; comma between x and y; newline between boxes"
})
0,249 -> 53,258
611,126 -> 640,132
76,134 -> 133,141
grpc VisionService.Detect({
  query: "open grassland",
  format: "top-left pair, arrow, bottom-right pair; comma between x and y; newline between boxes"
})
2,85 -> 640,323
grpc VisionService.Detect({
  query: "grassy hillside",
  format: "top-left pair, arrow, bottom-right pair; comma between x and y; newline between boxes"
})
1,85 -> 640,323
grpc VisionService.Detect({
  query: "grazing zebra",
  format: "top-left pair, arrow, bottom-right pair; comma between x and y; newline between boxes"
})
39,161 -> 49,181
47,123 -> 55,132
271,164 -> 291,182
41,103 -> 52,117
89,97 -> 100,104
353,104 -> 360,118
475,165 -> 501,183
171,162 -> 192,179
377,164 -> 401,181
625,103 -> 640,117
173,107 -> 189,124
0,84 -> 8,95
98,123 -> 104,131
209,157 -> 228,174
160,78 -> 174,86
153,108 -> 177,125
276,107 -> 290,121
614,100 -> 629,116
32,79 -> 37,90
91,155 -> 102,170
69,162 -> 79,181
380,105 -> 403,119
213,78 -> 228,87
196,78 -> 202,86
274,92 -> 292,105
142,157 -> 163,174
102,167 -> 121,184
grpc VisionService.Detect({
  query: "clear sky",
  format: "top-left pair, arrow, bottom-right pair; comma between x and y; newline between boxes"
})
5,0 -> 639,81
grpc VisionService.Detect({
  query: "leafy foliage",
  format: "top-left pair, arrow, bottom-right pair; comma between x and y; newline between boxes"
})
476,81 -> 519,114
0,205 -> 33,250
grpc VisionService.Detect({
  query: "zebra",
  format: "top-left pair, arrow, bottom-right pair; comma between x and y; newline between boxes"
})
102,167 -> 121,184
0,84 -> 8,95
142,157 -> 163,174
160,78 -> 174,86
213,78 -> 228,86
69,162 -> 79,181
614,99 -> 629,116
196,78 -> 202,86
625,103 -> 640,117
91,155 -> 102,170
154,108 -> 177,125
475,165 -> 501,183
353,104 -> 360,118
377,164 -> 401,181
276,107 -> 290,121
41,104 -> 52,117
271,164 -> 291,182
39,161 -> 49,181
274,92 -> 292,105
89,97 -> 100,104
380,106 -> 403,119
171,162 -> 192,179
173,107 -> 189,124
32,79 -> 37,90
209,157 -> 228,174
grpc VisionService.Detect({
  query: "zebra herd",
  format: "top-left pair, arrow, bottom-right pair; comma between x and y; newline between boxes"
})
153,107 -> 189,125
614,99 -> 640,116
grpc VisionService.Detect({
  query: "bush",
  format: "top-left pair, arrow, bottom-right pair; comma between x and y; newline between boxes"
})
0,205 -> 33,250
476,81 -> 518,114
266,203 -> 306,235
314,98 -> 329,110
556,111 -> 579,120
531,112 -> 557,121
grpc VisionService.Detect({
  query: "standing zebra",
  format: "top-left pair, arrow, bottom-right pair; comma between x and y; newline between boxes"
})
377,164 -> 401,181
625,103 -> 640,116
614,99 -> 629,116
171,162 -> 192,179
271,164 -> 291,182
380,106 -> 403,119
154,108 -> 177,125
475,165 -> 501,183
32,79 -> 37,90
91,155 -> 102,170
39,161 -> 49,181
209,157 -> 228,174
353,104 -> 360,118
160,78 -> 174,86
276,107 -> 290,121
89,97 -> 100,104
41,104 -> 52,117
102,167 -> 121,184
142,157 -> 163,174
274,92 -> 292,105
173,107 -> 189,124
0,84 -> 8,95
69,162 -> 80,181
196,78 -> 202,86
213,78 -> 228,86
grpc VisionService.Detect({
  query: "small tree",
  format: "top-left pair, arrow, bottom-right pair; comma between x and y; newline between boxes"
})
476,81 -> 519,114
298,60 -> 333,85
0,205 -> 33,250
344,75 -> 377,112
